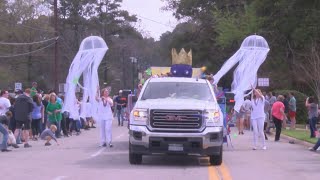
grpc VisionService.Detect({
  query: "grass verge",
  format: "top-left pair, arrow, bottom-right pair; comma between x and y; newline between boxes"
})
282,129 -> 318,144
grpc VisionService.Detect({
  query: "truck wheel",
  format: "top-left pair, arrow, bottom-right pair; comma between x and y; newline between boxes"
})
209,146 -> 223,166
129,144 -> 142,165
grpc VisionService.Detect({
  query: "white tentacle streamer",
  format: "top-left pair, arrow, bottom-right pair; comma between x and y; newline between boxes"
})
63,36 -> 108,121
213,35 -> 270,112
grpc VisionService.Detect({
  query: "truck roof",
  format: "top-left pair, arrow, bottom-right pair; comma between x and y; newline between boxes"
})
148,77 -> 207,84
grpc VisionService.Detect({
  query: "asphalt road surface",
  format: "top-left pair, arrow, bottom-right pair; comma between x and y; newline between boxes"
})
1,121 -> 320,180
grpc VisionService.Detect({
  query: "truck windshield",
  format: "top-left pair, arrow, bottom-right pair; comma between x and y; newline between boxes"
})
141,82 -> 214,102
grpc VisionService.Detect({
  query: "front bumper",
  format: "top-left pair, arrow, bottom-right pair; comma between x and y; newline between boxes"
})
129,125 -> 223,156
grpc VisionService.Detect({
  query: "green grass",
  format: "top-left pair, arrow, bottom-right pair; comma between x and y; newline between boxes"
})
282,129 -> 318,144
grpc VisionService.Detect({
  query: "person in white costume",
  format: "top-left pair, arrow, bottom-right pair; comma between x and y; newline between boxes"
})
96,88 -> 113,147
250,87 -> 266,150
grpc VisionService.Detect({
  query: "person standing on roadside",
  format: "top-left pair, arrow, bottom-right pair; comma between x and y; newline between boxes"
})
41,94 -> 50,132
251,87 -> 266,150
243,96 -> 252,130
0,90 -> 11,116
136,84 -> 143,98
96,88 -> 114,147
115,90 -> 126,126
31,94 -> 44,140
288,92 -> 297,130
305,96 -> 318,138
30,82 -> 38,97
272,95 -> 287,142
268,92 -> 276,121
14,88 -> 34,148
236,104 -> 246,135
46,93 -> 62,138
282,95 -> 289,129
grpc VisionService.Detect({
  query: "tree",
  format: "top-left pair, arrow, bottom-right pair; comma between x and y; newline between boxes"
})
294,42 -> 320,101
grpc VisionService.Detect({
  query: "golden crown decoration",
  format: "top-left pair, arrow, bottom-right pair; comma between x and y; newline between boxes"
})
171,48 -> 192,65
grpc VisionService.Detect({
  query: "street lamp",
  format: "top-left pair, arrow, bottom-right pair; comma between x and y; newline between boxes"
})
130,57 -> 138,91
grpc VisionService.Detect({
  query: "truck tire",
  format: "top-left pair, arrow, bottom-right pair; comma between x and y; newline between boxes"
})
129,144 -> 142,165
209,146 -> 223,166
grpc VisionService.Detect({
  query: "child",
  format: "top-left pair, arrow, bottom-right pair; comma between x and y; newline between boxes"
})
40,125 -> 59,146
0,111 -> 19,149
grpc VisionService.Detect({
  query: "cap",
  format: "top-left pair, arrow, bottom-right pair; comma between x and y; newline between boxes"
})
119,90 -> 123,93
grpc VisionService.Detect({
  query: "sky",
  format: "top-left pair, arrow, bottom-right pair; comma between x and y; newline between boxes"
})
121,0 -> 178,40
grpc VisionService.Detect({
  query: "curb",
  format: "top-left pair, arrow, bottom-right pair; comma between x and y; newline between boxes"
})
269,132 -> 314,148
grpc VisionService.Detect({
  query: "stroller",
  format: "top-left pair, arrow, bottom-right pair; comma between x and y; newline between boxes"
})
224,109 -> 235,148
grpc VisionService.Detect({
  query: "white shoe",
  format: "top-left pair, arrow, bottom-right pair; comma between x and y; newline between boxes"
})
252,147 -> 257,150
262,146 -> 267,150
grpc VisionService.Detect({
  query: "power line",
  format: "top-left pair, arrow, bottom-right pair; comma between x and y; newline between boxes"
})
0,36 -> 59,45
136,15 -> 176,29
0,17 -> 56,33
0,41 -> 56,58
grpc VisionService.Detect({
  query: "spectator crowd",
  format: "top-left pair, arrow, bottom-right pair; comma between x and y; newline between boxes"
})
0,82 -> 98,152
228,88 -> 320,152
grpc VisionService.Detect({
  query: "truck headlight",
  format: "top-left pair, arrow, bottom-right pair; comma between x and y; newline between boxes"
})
204,109 -> 220,126
133,108 -> 148,121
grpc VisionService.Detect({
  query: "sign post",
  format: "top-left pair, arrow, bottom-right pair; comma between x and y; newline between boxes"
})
258,78 -> 269,87
14,82 -> 22,91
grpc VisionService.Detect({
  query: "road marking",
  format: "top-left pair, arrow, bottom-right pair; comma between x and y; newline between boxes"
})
208,162 -> 233,180
219,162 -> 233,180
208,166 -> 220,180
90,148 -> 105,158
53,176 -> 67,180
89,132 -> 126,158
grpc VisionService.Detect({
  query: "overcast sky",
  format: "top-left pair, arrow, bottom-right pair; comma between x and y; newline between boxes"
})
121,0 -> 178,40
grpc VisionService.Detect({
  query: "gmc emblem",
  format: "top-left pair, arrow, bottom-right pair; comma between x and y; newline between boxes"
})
166,115 -> 182,121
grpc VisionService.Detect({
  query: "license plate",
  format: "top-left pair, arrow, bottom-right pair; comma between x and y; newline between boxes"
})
168,144 -> 184,151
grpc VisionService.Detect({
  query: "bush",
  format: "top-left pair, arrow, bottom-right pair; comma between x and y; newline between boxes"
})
274,90 -> 308,124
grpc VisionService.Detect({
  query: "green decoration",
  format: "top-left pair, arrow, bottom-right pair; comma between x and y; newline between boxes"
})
145,68 -> 151,76
72,77 -> 79,84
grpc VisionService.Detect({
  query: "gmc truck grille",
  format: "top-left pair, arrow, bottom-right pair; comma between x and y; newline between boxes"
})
150,110 -> 203,129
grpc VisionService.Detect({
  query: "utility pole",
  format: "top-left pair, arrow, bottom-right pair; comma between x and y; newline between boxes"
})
54,0 -> 58,92
130,57 -> 137,91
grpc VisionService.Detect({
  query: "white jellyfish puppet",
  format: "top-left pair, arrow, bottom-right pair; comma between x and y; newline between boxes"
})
63,36 -> 108,121
213,35 -> 270,112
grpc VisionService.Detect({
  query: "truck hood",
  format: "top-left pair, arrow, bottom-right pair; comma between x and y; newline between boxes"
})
135,98 -> 219,110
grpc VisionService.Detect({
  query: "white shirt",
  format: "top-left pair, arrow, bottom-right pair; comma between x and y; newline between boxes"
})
251,97 -> 265,120
98,98 -> 113,120
243,99 -> 252,113
85,102 -> 92,118
0,97 -> 11,115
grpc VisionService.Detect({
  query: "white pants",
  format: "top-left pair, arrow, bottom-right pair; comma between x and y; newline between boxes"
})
252,118 -> 265,147
100,119 -> 112,145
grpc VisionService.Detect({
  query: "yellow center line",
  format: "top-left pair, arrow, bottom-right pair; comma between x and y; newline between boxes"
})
208,162 -> 233,180
208,166 -> 220,180
219,162 -> 233,180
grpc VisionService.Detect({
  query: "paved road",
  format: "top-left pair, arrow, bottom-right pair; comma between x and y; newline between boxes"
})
1,121 -> 320,180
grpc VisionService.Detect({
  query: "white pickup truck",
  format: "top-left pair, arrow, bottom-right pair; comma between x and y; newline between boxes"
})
129,77 -> 224,165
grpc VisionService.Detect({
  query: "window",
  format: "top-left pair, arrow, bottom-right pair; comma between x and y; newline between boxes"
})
141,82 -> 214,102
